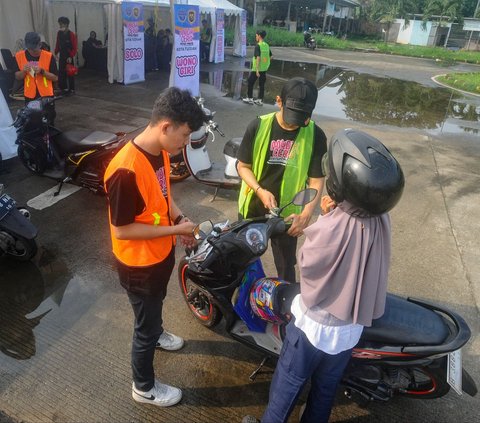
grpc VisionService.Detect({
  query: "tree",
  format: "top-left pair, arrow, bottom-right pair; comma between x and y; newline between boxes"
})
358,0 -> 421,40
422,0 -> 464,26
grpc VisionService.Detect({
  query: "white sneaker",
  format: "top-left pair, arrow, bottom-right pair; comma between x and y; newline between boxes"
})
254,99 -> 263,106
132,380 -> 182,407
156,331 -> 184,351
242,97 -> 254,105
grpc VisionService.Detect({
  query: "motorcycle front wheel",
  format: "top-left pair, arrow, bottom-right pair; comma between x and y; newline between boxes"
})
18,144 -> 47,175
399,361 -> 450,398
1,231 -> 37,261
170,161 -> 190,182
178,258 -> 222,327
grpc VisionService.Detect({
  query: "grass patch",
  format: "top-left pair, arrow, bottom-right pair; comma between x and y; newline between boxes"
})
225,26 -> 480,65
437,72 -> 480,94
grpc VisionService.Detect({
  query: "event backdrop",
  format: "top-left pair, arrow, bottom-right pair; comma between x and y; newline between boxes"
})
214,9 -> 224,63
122,2 -> 145,84
172,4 -> 200,96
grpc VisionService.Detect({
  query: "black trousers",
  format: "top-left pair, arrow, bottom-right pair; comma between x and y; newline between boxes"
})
271,232 -> 298,283
247,71 -> 267,100
127,287 -> 167,391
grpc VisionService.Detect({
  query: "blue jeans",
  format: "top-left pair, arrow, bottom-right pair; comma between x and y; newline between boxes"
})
127,290 -> 166,391
262,321 -> 352,423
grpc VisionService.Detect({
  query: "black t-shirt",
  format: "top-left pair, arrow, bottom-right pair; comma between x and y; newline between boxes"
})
105,141 -> 173,295
237,115 -> 327,218
14,50 -> 58,100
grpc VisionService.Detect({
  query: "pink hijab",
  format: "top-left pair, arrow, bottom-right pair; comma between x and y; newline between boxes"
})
298,202 -> 391,327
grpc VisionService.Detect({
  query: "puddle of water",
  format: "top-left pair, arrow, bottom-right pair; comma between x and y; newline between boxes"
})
201,59 -> 480,137
0,248 -> 71,360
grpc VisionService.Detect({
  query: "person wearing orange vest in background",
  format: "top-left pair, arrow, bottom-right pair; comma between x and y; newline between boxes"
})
55,16 -> 77,95
104,87 -> 206,408
14,32 -> 58,124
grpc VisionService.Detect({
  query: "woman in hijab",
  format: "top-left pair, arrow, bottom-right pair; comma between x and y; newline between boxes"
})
243,129 -> 405,423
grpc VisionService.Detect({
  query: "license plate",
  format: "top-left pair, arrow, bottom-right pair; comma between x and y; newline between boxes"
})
447,348 -> 463,395
0,194 -> 16,220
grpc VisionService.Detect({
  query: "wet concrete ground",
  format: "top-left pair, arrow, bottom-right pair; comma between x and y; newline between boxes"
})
1,48 -> 479,422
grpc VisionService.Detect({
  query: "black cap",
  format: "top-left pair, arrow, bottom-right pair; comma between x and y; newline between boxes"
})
25,32 -> 41,50
280,77 -> 318,127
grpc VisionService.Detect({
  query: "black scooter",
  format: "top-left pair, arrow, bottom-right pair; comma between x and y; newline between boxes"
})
178,189 -> 477,402
304,31 -> 316,50
13,98 -> 132,195
0,183 -> 37,261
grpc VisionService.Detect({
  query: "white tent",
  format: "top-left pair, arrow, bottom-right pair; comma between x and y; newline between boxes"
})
48,0 -> 244,83
0,0 -> 245,83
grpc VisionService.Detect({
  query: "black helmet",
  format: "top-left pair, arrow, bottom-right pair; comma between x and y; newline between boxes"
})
323,129 -> 405,215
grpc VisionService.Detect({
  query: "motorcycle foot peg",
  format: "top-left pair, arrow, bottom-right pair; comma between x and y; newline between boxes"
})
249,356 -> 269,382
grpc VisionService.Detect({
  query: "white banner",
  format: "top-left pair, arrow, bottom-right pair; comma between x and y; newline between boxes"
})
172,5 -> 200,96
241,11 -> 247,58
0,91 -> 17,160
215,9 -> 225,64
122,2 -> 145,85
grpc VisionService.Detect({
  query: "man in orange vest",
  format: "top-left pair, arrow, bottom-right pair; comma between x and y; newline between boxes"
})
14,32 -> 58,124
104,87 -> 206,408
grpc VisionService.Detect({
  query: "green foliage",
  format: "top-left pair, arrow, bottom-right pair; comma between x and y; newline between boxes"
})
423,0 -> 464,25
437,72 -> 480,94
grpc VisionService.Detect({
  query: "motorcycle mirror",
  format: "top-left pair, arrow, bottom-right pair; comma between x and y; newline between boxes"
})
193,220 -> 214,240
276,188 -> 318,215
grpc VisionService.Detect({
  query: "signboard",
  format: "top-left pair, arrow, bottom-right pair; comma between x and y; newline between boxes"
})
241,11 -> 247,57
122,2 -> 145,85
172,4 -> 200,96
215,9 -> 225,63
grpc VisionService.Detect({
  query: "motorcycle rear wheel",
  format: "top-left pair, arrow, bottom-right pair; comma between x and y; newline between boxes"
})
178,258 -> 222,327
399,362 -> 450,398
170,161 -> 190,182
1,231 -> 37,261
18,144 -> 47,175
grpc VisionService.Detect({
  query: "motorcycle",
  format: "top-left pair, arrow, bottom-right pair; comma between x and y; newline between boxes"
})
169,98 -> 241,199
0,183 -> 38,260
178,188 -> 477,402
303,31 -> 316,50
13,97 -> 132,195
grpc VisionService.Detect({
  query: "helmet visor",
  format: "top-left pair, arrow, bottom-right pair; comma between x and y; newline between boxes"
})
321,152 -> 329,177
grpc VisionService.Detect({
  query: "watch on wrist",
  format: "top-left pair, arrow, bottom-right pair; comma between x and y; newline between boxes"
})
174,214 -> 185,225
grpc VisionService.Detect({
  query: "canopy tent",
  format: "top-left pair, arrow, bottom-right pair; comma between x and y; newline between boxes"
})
47,0 -> 245,83
0,0 -> 245,83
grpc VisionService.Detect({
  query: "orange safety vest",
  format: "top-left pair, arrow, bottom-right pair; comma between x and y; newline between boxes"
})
15,50 -> 54,99
104,141 -> 175,267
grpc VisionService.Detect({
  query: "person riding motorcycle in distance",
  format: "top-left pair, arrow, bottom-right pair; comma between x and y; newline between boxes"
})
104,87 -> 206,408
237,77 -> 327,284
243,129 -> 405,423
14,32 -> 58,124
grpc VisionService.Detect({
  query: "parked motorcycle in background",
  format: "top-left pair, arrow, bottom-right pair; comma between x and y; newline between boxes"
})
178,188 -> 477,403
304,31 -> 316,50
169,98 -> 242,199
13,98 -> 132,195
0,184 -> 37,261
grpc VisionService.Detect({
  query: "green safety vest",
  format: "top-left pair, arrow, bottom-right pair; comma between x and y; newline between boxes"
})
238,112 -> 315,218
252,41 -> 270,72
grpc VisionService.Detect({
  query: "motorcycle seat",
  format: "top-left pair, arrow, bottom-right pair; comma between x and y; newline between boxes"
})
55,130 -> 117,154
362,294 -> 449,346
224,137 -> 242,158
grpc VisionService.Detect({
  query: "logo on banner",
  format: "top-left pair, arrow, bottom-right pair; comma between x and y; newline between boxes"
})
188,10 -> 196,24
176,55 -> 198,77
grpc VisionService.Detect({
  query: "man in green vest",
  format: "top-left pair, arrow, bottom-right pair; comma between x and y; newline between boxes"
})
243,30 -> 272,106
200,19 -> 212,62
237,77 -> 327,283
